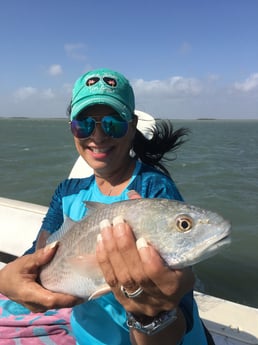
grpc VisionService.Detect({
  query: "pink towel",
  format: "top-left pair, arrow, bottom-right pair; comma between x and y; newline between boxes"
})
0,293 -> 76,344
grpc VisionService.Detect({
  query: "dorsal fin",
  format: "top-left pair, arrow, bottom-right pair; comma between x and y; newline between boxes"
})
83,201 -> 108,215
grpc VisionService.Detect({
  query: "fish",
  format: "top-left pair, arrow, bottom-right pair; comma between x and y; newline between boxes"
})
39,198 -> 231,299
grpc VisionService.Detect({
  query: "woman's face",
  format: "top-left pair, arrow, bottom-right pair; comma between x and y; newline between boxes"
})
73,104 -> 137,175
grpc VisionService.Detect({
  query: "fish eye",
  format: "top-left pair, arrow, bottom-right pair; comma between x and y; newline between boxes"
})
176,216 -> 193,232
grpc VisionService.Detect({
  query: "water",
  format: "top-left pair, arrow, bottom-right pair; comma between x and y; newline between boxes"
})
0,118 -> 257,308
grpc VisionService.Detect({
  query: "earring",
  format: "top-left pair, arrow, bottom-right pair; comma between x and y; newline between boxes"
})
129,148 -> 136,158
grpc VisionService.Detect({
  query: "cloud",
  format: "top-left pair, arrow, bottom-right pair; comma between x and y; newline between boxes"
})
14,87 -> 37,100
131,76 -> 204,118
41,88 -> 55,99
48,64 -> 63,76
132,76 -> 202,98
8,84 -> 71,117
64,43 -> 87,60
14,87 -> 55,101
207,74 -> 220,81
6,72 -> 257,119
234,73 -> 258,92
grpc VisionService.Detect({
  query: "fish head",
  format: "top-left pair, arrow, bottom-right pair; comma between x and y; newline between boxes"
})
157,202 -> 231,268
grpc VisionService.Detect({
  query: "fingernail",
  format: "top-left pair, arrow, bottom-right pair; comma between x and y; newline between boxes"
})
99,219 -> 111,231
127,190 -> 141,199
113,215 -> 124,226
97,233 -> 103,242
136,237 -> 148,250
136,238 -> 150,263
44,241 -> 58,253
127,190 -> 136,197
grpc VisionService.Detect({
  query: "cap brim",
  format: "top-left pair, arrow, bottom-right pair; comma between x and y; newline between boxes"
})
71,95 -> 132,121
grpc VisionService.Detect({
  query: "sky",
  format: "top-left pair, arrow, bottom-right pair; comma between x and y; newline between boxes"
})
0,0 -> 257,119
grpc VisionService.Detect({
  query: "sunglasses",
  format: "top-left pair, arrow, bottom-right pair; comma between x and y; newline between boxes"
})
70,115 -> 130,139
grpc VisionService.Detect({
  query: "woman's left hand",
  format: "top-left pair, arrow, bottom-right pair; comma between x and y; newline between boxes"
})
95,214 -> 195,317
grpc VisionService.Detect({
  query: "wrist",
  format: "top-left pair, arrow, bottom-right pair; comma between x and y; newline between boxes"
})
126,308 -> 178,336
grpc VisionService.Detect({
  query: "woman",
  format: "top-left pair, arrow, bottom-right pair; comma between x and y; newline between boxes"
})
0,68 -> 213,344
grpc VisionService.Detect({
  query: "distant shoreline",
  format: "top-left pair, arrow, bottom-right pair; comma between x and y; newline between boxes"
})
196,118 -> 216,120
0,116 -> 257,121
0,116 -> 66,120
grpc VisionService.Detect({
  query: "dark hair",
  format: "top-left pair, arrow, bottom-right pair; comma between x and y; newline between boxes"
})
66,101 -> 72,117
133,119 -> 189,176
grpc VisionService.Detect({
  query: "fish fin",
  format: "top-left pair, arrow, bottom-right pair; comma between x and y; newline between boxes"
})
83,201 -> 108,214
68,254 -> 101,276
88,285 -> 111,300
46,216 -> 76,244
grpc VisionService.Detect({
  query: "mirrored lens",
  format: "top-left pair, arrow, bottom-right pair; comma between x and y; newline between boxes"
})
101,116 -> 128,138
70,118 -> 95,138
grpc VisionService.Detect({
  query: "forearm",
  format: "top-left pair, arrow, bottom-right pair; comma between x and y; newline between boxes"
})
130,308 -> 186,345
0,267 -> 5,293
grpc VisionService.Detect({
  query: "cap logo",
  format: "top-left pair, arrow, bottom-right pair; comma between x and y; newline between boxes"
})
86,76 -> 117,88
103,77 -> 117,87
86,77 -> 99,86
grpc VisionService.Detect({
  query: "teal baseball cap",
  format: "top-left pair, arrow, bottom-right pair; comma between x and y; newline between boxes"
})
70,68 -> 135,121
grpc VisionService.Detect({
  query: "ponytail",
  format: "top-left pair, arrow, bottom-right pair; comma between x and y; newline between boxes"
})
133,119 -> 189,176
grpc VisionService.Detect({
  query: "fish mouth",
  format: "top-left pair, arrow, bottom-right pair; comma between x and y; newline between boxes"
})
199,224 -> 231,261
168,229 -> 231,269
207,234 -> 231,253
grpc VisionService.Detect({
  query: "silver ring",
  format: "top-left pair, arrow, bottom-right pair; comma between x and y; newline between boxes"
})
120,285 -> 144,299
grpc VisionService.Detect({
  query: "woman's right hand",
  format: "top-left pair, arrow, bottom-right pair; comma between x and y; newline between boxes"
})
0,242 -> 83,312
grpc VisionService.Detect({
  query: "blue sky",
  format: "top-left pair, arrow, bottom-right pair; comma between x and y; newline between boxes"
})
0,0 -> 257,119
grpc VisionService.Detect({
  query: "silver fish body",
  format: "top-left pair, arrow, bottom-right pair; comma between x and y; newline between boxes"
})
40,198 -> 231,299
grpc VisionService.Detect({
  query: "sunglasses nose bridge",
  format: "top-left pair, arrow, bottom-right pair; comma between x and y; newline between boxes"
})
90,119 -> 108,138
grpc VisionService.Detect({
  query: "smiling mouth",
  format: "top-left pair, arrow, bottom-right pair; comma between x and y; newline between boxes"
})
89,147 -> 111,154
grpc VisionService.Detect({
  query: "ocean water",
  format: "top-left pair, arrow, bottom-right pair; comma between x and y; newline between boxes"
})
0,118 -> 257,308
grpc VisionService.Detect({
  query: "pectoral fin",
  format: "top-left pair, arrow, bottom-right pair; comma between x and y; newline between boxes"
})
68,254 -> 101,276
68,254 -> 111,299
88,285 -> 112,300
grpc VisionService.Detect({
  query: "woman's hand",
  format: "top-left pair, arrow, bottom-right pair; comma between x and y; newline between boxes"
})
96,216 -> 194,317
0,242 -> 83,312
96,190 -> 194,316
95,212 -> 194,345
